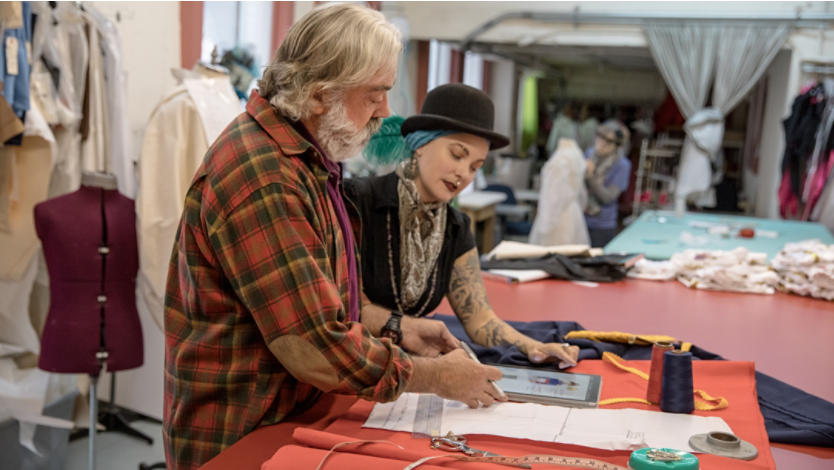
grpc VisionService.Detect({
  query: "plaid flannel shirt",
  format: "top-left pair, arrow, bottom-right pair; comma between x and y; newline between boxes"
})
162,92 -> 414,470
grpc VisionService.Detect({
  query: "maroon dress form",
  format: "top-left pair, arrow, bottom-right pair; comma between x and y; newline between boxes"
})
35,177 -> 143,376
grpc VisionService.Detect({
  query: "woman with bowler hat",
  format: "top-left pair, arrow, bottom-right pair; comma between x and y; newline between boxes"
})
346,84 -> 580,369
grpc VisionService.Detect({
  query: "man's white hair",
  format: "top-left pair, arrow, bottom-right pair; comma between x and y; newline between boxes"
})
258,3 -> 402,121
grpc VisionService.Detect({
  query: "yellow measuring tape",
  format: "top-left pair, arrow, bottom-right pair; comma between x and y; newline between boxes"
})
598,351 -> 729,411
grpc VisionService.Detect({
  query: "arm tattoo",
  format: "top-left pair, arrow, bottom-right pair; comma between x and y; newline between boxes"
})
448,248 -> 531,355
473,318 -> 528,354
448,249 -> 491,324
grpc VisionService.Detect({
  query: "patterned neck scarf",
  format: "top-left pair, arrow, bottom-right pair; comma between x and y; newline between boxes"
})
394,160 -> 447,309
585,150 -> 621,216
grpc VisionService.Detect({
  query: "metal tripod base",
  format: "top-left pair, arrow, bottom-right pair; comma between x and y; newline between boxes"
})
689,431 -> 758,461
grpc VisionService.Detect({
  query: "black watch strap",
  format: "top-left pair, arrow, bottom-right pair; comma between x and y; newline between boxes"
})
380,311 -> 404,345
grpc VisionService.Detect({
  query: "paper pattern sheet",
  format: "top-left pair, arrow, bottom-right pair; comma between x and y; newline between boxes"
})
365,393 -> 732,452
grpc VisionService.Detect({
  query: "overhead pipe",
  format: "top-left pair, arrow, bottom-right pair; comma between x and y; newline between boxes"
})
461,9 -> 834,52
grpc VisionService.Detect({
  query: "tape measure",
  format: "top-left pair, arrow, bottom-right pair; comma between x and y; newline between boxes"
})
412,394 -> 444,438
404,453 -> 631,469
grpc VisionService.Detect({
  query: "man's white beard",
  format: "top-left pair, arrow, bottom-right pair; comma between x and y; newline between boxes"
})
317,99 -> 382,163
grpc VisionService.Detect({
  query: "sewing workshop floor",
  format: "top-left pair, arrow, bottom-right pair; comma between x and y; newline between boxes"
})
64,421 -> 165,470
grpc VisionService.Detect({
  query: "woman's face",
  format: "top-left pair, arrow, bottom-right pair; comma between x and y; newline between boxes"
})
413,133 -> 489,203
593,135 -> 618,158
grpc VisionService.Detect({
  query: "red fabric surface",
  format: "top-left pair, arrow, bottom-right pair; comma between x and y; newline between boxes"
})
284,360 -> 775,470
454,278 -> 834,404
263,445 -> 462,470
200,393 -> 357,470
204,279 -> 834,469
284,429 -> 505,469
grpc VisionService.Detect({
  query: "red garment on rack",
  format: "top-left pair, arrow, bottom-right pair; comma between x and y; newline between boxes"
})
779,170 -> 801,218
654,91 -> 685,131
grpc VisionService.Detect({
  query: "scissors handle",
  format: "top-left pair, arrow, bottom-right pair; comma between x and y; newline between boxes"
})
430,436 -> 467,452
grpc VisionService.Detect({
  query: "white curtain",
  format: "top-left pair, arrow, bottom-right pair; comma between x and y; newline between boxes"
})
645,24 -> 719,120
644,23 -> 791,207
713,25 -> 792,114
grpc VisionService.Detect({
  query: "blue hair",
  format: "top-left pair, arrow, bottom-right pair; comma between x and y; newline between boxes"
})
403,130 -> 457,152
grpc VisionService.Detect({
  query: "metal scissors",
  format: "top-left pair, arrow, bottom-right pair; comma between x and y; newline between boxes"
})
430,432 -> 532,469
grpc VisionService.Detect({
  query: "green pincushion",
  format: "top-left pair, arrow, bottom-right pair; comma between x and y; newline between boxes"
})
628,448 -> 699,470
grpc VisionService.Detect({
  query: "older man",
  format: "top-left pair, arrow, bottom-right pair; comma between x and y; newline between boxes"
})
163,4 -> 503,469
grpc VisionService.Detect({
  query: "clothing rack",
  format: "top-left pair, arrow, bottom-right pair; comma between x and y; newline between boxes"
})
802,63 -> 834,75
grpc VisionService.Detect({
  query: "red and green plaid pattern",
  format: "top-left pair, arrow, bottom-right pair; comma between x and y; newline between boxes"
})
162,92 -> 413,470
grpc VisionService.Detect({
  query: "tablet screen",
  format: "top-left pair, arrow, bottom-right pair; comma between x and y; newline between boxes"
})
494,365 -> 598,403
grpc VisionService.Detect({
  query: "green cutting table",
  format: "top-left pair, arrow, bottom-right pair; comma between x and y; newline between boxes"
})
604,210 -> 834,260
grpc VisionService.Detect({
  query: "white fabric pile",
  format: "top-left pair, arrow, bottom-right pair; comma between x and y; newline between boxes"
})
770,240 -> 834,301
629,247 -> 779,294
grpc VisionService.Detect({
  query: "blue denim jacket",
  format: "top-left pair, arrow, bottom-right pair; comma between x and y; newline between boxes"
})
1,1 -> 32,117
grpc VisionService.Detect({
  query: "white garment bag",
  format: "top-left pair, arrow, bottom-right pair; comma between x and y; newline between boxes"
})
529,139 -> 590,246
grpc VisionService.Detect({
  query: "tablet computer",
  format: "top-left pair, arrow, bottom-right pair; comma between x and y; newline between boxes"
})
490,364 -> 603,408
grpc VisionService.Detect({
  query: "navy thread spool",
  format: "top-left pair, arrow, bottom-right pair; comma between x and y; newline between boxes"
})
660,350 -> 695,414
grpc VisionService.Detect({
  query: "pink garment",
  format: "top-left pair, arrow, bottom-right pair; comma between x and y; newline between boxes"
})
803,150 -> 834,220
779,170 -> 800,219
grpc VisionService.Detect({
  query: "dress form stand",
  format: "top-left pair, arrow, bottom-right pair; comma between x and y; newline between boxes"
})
35,171 -> 146,470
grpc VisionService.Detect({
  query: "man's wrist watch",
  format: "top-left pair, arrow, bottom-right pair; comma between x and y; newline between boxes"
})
380,311 -> 404,345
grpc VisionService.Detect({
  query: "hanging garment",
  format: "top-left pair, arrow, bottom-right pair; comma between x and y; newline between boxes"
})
529,138 -> 589,246
804,150 -> 834,220
811,158 -> 834,232
0,103 -> 56,282
79,18 -> 109,175
136,72 -> 241,330
545,113 -> 578,157
432,315 -> 834,448
84,5 -> 135,198
520,74 -> 539,154
654,91 -> 686,132
41,3 -> 88,198
0,1 -> 32,121
780,84 -> 826,217
577,117 -> 599,153
0,257 -> 39,355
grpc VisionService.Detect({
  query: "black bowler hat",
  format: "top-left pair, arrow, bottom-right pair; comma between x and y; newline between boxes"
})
401,83 -> 510,150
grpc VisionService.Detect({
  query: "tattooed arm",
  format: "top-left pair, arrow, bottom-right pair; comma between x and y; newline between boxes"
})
448,248 -> 578,367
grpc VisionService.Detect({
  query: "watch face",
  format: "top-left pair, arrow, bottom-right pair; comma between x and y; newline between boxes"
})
381,329 -> 401,345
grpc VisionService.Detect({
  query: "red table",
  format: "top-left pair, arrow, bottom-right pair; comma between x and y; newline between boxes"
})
201,278 -> 834,469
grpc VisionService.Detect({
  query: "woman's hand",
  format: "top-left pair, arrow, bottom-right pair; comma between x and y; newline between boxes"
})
401,316 -> 460,357
585,160 -> 596,178
527,342 -> 580,369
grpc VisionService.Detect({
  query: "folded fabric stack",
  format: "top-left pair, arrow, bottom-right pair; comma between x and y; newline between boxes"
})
674,247 -> 779,294
629,247 -> 779,294
770,239 -> 834,301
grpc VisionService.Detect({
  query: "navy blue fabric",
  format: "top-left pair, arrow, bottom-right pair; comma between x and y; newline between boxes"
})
433,314 -> 834,448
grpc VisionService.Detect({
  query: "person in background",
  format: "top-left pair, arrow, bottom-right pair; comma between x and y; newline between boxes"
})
346,84 -> 581,370
583,120 -> 632,248
163,6 -> 503,470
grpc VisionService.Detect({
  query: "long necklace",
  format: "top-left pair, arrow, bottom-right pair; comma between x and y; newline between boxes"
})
387,210 -> 439,317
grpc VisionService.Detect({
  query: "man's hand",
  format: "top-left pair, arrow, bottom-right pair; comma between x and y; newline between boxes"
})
527,342 -> 580,369
401,316 -> 460,357
407,349 -> 506,409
